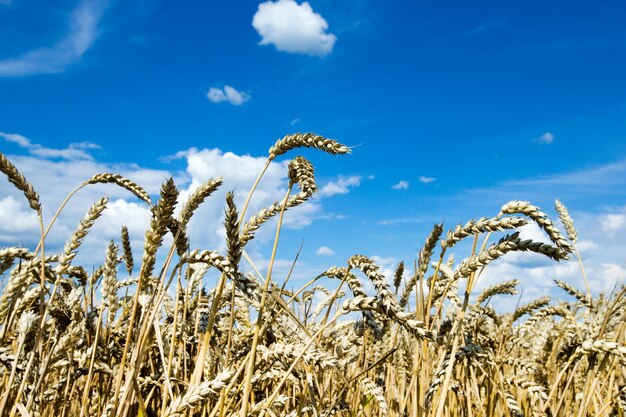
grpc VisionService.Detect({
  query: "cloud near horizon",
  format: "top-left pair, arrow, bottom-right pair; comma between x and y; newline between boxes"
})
252,0 -> 336,57
0,132 -> 351,269
0,0 -> 107,76
1,133 -> 624,306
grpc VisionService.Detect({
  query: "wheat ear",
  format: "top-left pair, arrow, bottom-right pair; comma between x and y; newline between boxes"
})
500,200 -> 573,254
240,156 -> 316,244
164,370 -> 235,416
555,199 -> 577,243
224,191 -> 242,276
441,216 -> 528,250
0,152 -> 41,212
268,132 -> 350,160
84,173 -> 152,204
121,226 -> 133,275
141,178 -> 178,281
56,196 -> 109,275
400,223 -> 443,308
476,279 -> 519,304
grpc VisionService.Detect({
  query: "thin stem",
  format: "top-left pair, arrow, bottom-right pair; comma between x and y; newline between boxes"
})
34,185 -> 85,254
239,185 -> 292,417
434,233 -> 479,416
238,159 -> 271,227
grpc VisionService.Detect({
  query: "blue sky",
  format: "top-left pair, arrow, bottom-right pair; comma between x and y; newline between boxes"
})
1,0 -> 625,306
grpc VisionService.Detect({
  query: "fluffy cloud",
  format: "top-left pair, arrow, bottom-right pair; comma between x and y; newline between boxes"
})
0,196 -> 39,241
0,0 -> 107,76
576,239 -> 598,253
0,142 -> 171,263
445,202 -> 626,311
601,213 -> 625,235
363,255 -> 412,297
392,180 -> 409,190
0,132 -> 351,275
176,147 -> 321,238
207,85 -> 250,105
518,222 -> 551,244
419,176 -> 436,184
252,0 -> 336,57
475,255 -> 623,311
319,175 -> 361,197
533,131 -> 555,145
316,246 -> 335,256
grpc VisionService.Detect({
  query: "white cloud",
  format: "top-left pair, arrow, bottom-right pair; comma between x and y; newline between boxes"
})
371,255 -> 407,289
419,176 -> 436,184
518,223 -> 551,244
316,246 -> 335,256
319,175 -> 361,197
0,196 -> 39,241
0,0 -> 12,5
392,180 -> 409,190
0,147 -> 171,256
377,217 -> 423,226
461,159 -> 626,207
290,118 -> 300,126
207,88 -> 226,103
207,85 -> 250,105
172,148 -> 322,240
363,161 -> 626,309
601,213 -> 625,235
576,239 -> 598,253
533,131 -> 555,145
252,0 -> 336,57
475,256 -> 623,312
445,201 -> 626,311
72,141 -> 101,150
0,132 -> 31,147
0,136 -> 346,273
1,132 -> 97,160
0,0 -> 107,76
30,146 -> 92,160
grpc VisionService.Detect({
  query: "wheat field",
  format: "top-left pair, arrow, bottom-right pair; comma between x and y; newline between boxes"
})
0,133 -> 624,417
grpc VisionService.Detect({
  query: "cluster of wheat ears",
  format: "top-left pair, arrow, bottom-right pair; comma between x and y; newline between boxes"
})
0,133 -> 624,417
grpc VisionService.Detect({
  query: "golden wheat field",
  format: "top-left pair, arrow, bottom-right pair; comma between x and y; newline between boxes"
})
0,133 -> 624,417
